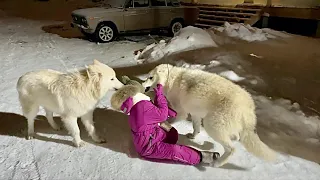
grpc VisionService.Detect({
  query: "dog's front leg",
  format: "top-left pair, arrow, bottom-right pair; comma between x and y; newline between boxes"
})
81,110 -> 106,144
186,116 -> 202,139
62,115 -> 85,147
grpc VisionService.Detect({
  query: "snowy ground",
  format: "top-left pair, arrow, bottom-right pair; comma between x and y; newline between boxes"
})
0,16 -> 320,180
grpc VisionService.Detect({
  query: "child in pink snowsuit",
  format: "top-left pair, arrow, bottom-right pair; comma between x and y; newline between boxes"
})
120,84 -> 220,165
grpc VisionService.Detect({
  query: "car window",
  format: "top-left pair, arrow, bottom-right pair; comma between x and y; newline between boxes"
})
125,0 -> 149,8
150,0 -> 166,6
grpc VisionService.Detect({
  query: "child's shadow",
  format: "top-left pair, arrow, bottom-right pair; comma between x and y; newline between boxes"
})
0,109 -> 248,171
0,108 -> 214,160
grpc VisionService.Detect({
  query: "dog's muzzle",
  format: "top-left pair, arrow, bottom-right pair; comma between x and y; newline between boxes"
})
145,87 -> 151,92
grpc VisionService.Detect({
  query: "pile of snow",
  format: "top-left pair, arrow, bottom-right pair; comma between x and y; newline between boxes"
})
214,22 -> 276,42
262,28 -> 292,38
254,96 -> 320,140
219,70 -> 245,82
176,61 -> 206,70
177,60 -> 246,82
135,26 -> 217,63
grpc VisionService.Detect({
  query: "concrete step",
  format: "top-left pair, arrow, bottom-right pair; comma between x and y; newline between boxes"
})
199,14 -> 251,22
199,10 -> 258,17
197,18 -> 226,25
198,6 -> 262,12
193,23 -> 213,29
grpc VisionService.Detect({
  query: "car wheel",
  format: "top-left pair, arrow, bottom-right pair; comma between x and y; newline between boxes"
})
169,20 -> 184,36
95,24 -> 117,43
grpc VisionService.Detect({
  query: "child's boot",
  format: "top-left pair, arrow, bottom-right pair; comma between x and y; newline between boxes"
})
200,151 -> 220,165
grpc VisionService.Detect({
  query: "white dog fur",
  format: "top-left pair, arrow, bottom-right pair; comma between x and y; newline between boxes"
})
142,64 -> 277,167
16,59 -> 123,147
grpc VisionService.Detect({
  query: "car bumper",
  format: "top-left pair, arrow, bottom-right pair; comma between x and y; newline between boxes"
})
71,22 -> 95,34
70,22 -> 89,30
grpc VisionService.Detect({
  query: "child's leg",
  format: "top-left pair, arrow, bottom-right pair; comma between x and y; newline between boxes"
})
143,142 -> 201,165
163,127 -> 178,144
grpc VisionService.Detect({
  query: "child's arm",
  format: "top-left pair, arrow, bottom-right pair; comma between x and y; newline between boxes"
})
145,84 -> 169,123
168,107 -> 177,118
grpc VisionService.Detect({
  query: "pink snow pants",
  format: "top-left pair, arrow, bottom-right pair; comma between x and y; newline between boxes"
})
143,128 -> 201,165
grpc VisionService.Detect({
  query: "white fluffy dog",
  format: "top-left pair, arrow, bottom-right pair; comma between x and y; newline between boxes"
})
142,64 -> 277,167
16,59 -> 123,147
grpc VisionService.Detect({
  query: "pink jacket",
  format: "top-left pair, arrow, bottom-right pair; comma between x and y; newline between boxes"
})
121,84 -> 177,155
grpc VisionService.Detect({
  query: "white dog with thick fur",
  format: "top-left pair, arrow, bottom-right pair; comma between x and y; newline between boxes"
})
142,64 -> 277,167
17,59 -> 123,147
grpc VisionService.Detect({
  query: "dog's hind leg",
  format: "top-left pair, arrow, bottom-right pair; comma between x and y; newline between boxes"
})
61,115 -> 84,147
81,110 -> 106,144
203,117 -> 235,167
186,116 -> 202,139
25,105 -> 39,140
19,95 -> 39,139
44,108 -> 61,131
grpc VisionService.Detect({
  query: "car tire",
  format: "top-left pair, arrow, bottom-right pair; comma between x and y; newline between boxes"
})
95,23 -> 117,43
168,19 -> 184,36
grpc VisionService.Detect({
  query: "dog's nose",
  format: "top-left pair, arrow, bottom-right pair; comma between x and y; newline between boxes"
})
213,152 -> 220,160
145,87 -> 150,92
114,88 -> 118,91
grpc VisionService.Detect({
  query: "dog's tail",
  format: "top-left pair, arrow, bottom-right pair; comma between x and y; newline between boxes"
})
239,111 -> 277,162
240,127 -> 277,162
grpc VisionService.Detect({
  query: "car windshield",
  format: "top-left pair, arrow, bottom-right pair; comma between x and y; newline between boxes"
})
108,0 -> 126,8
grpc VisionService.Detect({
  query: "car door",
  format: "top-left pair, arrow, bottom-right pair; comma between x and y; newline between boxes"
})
150,0 -> 172,28
123,0 -> 154,31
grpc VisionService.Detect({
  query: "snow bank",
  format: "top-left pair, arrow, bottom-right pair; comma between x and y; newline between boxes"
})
176,61 -> 246,82
135,26 -> 217,63
254,96 -> 320,140
262,28 -> 292,38
176,61 -> 206,70
219,70 -> 245,82
214,22 -> 275,42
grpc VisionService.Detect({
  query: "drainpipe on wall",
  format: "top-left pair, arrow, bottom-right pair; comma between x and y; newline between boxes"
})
266,0 -> 272,7
316,21 -> 320,38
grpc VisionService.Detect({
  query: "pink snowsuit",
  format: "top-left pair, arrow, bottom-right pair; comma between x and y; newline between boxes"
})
121,84 -> 201,165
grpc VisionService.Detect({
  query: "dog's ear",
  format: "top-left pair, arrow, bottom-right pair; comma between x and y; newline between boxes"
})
122,76 -> 130,85
93,59 -> 103,66
87,64 -> 102,81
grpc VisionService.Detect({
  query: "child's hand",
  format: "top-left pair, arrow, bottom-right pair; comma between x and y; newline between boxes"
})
168,107 -> 177,118
153,84 -> 163,95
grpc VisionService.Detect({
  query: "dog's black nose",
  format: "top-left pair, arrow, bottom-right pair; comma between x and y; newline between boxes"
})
145,87 -> 151,92
114,88 -> 118,91
213,152 -> 220,160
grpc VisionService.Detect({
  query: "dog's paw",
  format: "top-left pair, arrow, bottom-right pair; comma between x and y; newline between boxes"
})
186,133 -> 195,139
74,140 -> 86,148
93,136 -> 106,144
26,132 -> 35,140
26,135 -> 34,140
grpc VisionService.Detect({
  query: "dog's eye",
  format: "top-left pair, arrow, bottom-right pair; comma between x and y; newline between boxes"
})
111,78 -> 114,81
149,77 -> 153,80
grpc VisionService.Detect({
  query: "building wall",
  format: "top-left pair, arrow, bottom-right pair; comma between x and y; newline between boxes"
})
182,0 -> 320,7
271,0 -> 319,7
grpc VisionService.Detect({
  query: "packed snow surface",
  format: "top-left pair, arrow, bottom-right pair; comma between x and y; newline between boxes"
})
0,17 -> 319,180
